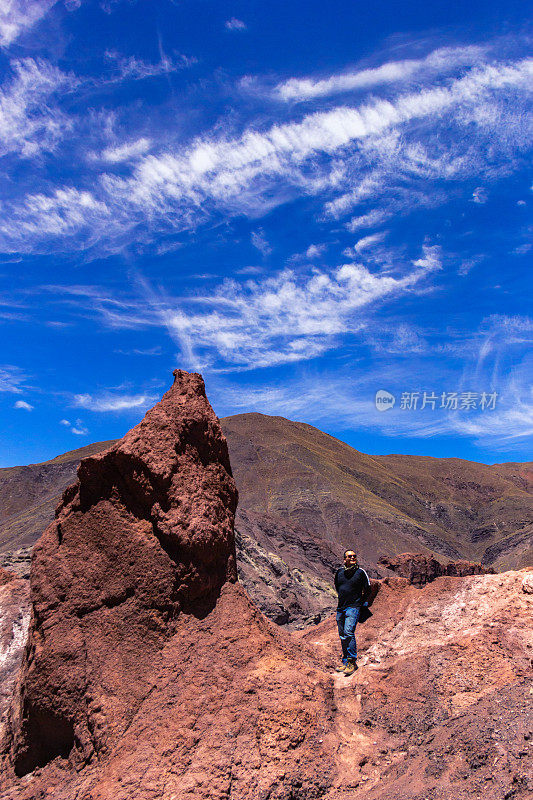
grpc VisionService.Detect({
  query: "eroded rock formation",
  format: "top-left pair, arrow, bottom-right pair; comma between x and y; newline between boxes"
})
5,370 -> 239,776
0,371 -> 334,799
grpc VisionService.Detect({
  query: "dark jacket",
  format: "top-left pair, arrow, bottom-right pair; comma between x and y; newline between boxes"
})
334,566 -> 371,611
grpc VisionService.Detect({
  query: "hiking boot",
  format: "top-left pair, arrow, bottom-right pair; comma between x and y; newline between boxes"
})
335,662 -> 347,672
343,660 -> 357,676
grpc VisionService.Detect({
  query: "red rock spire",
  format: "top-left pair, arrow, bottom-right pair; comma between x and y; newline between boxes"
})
7,370 -> 237,775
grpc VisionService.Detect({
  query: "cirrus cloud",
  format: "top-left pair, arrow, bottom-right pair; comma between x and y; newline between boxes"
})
73,391 -> 157,412
0,0 -> 58,48
274,44 -> 487,102
0,55 -> 530,255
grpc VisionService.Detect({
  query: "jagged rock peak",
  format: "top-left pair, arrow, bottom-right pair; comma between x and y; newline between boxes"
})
6,370 -> 238,776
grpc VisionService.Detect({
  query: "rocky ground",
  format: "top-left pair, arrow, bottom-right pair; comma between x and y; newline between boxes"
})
300,569 -> 533,799
0,567 -> 531,799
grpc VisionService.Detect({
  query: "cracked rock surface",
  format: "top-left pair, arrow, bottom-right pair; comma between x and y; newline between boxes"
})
299,569 -> 533,800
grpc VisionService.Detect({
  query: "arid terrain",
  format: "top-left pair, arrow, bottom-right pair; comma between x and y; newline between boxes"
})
0,371 -> 531,800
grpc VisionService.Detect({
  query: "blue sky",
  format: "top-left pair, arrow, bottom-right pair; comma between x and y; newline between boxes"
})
0,0 -> 531,467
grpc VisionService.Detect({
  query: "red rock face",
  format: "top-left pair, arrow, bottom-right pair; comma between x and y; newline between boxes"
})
0,568 -> 17,587
378,553 -> 494,587
5,370 -> 239,776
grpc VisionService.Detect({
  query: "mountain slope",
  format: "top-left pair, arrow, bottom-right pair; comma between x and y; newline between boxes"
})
223,413 -> 533,571
0,441 -> 116,552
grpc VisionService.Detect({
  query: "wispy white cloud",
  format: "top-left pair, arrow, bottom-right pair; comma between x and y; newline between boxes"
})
322,128 -> 477,221
59,417 -> 88,435
100,137 -> 152,163
73,391 -> 156,412
412,244 -> 442,272
0,56 -> 531,254
225,18 -> 246,31
273,45 -> 487,102
366,322 -> 428,355
159,244 -> 441,370
114,345 -> 162,356
0,48 -> 193,168
0,58 -> 77,158
235,265 -> 263,276
13,399 -> 33,410
251,228 -> 272,257
478,315 -> 533,356
0,365 -> 26,393
458,255 -> 484,276
103,50 -> 196,81
0,0 -> 57,48
42,284 -> 158,328
13,189 -> 109,242
451,391 -> 533,444
305,243 -> 326,259
343,232 -> 387,257
70,425 -> 88,435
288,243 -> 327,263
346,209 -> 389,232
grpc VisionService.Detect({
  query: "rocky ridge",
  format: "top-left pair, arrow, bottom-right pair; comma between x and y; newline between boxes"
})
0,413 -> 531,627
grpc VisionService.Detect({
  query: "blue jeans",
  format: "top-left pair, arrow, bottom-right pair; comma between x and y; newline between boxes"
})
336,606 -> 360,663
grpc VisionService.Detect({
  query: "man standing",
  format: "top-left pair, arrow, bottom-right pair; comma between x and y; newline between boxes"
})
334,550 -> 370,676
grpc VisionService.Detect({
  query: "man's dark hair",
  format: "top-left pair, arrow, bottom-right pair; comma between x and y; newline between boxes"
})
343,549 -> 357,558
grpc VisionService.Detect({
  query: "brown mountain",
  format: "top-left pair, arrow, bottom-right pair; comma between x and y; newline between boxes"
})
224,413 -> 533,570
0,412 -> 531,625
0,441 -> 116,554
